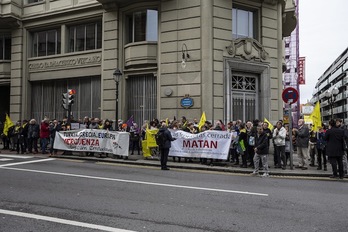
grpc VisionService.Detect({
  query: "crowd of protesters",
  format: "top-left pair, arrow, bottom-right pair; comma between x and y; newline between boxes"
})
1,115 -> 347,178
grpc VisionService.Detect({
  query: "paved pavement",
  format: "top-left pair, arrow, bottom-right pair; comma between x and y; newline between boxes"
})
0,143 -> 343,178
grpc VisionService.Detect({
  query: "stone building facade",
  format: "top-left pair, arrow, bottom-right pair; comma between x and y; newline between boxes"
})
0,0 -> 296,125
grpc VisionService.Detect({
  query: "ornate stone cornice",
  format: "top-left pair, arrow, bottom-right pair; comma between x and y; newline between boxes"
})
226,38 -> 269,62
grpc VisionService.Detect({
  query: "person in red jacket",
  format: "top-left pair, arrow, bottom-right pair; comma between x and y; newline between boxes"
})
40,118 -> 50,154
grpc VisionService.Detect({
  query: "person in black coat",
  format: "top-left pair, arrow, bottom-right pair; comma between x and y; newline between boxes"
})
49,119 -> 61,157
251,125 -> 270,177
324,119 -> 345,179
158,122 -> 176,170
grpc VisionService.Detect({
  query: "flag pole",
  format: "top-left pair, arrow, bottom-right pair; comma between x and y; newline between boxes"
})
289,102 -> 294,170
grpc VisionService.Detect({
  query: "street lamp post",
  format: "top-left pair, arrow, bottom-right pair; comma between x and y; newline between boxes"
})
325,86 -> 339,119
113,68 -> 123,130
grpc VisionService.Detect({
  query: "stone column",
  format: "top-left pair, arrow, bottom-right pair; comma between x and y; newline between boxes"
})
10,26 -> 24,121
201,0 -> 214,121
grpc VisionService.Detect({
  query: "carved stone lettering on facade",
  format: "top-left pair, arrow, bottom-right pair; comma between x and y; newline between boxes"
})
28,55 -> 102,71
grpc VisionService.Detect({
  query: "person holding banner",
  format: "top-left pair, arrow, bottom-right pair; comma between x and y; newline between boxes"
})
158,122 -> 175,170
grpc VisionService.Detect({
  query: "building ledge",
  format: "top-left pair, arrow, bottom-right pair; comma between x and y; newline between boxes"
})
282,0 -> 297,37
124,41 -> 158,69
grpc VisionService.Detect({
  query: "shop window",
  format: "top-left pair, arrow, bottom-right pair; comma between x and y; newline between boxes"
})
126,9 -> 158,44
0,35 -> 11,60
32,29 -> 61,57
68,21 -> 102,53
232,6 -> 258,40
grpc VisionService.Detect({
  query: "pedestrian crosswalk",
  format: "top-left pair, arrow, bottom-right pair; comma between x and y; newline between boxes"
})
0,154 -> 32,162
0,155 -> 31,159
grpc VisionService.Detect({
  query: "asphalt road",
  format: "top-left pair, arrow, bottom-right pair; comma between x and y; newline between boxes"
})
0,154 -> 347,232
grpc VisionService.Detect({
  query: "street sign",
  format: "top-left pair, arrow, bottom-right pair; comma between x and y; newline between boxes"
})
282,87 -> 299,104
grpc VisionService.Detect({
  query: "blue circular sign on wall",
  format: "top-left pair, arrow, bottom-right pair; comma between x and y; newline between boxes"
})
180,97 -> 194,108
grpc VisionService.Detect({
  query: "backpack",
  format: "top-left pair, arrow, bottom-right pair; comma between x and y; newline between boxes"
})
155,131 -> 167,147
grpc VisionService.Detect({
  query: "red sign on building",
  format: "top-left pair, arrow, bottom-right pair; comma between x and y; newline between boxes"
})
298,57 -> 305,85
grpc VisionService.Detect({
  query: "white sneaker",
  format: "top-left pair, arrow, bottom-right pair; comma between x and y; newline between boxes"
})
261,173 -> 269,178
251,171 -> 259,176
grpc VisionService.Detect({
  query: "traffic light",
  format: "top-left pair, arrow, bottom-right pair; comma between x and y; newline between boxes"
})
62,92 -> 69,110
68,89 -> 76,106
62,89 -> 76,110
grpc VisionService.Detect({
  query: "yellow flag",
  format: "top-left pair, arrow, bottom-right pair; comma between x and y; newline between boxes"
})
3,114 -> 14,136
264,118 -> 274,131
309,102 -> 322,132
165,118 -> 169,126
198,112 -> 206,131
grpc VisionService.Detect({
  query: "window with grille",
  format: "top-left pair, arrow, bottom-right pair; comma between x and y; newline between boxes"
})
126,74 -> 157,125
231,75 -> 256,91
30,76 -> 101,121
230,73 -> 258,122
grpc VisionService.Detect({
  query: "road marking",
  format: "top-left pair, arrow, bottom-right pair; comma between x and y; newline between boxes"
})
0,158 -> 13,161
0,166 -> 268,197
0,158 -> 55,167
0,209 -> 135,232
0,154 -> 32,159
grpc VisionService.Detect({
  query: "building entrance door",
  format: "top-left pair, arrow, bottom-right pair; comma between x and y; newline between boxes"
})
230,72 -> 258,122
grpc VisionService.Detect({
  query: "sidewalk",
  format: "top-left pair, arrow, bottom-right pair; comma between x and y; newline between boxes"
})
0,145 -> 339,178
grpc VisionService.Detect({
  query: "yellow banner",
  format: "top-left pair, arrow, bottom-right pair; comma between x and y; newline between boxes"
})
198,112 -> 206,131
264,118 -> 274,131
3,114 -> 14,136
142,129 -> 159,157
309,102 -> 321,132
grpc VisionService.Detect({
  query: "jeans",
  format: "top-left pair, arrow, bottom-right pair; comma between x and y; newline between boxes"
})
275,145 -> 286,168
41,137 -> 48,154
254,154 -> 269,173
317,148 -> 327,168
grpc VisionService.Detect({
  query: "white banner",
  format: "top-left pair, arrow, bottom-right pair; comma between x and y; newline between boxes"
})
53,129 -> 129,156
169,129 -> 232,160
